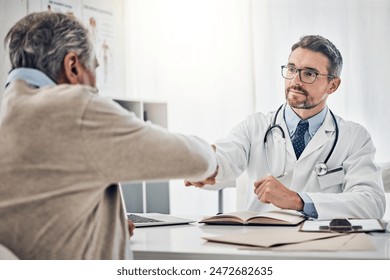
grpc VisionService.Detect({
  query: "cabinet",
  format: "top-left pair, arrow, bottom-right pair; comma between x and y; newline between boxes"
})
113,98 -> 170,214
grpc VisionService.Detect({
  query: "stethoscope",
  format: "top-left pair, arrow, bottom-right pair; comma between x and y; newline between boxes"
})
263,104 -> 339,177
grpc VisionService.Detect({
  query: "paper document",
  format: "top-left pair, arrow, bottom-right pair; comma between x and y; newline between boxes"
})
203,227 -> 343,248
239,233 -> 374,251
203,227 -> 375,251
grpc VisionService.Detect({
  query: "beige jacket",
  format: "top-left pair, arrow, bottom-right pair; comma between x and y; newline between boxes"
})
0,80 -> 216,259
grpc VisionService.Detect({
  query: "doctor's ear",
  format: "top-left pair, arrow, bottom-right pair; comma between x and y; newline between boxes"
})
327,77 -> 341,94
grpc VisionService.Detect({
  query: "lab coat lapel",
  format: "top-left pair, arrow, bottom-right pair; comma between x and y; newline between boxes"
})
274,104 -> 296,159
281,121 -> 296,159
299,112 -> 336,161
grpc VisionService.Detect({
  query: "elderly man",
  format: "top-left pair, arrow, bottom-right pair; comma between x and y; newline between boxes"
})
0,12 -> 217,259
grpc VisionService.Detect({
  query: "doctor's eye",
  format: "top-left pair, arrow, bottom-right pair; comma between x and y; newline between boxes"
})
302,70 -> 318,78
286,66 -> 297,73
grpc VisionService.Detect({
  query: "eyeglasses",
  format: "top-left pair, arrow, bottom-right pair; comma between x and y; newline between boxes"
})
281,65 -> 334,84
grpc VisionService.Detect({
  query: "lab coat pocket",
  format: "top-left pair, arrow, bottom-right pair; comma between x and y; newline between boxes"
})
317,167 -> 344,190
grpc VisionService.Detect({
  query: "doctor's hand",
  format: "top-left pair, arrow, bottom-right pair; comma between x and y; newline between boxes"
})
184,166 -> 219,188
253,175 -> 304,211
185,144 -> 218,188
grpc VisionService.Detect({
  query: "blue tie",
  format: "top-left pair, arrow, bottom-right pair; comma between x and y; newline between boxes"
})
292,120 -> 309,159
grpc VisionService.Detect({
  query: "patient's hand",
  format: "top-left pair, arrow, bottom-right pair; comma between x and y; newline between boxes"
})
128,220 -> 135,237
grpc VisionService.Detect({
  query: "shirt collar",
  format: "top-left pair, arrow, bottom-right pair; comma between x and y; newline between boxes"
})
284,104 -> 328,138
5,68 -> 56,88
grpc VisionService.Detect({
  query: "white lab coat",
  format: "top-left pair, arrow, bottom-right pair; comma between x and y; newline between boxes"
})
214,105 -> 386,219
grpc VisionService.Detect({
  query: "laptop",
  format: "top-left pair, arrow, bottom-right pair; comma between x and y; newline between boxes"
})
127,212 -> 195,228
118,183 -> 194,228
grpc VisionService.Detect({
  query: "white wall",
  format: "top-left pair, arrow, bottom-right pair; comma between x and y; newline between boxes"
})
0,0 -> 247,216
251,0 -> 390,164
0,0 -> 126,98
0,0 -> 28,93
124,0 -> 390,216
124,0 -> 255,215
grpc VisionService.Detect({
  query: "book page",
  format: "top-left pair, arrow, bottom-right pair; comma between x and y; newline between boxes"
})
201,210 -> 305,225
201,211 -> 259,224
247,210 -> 306,225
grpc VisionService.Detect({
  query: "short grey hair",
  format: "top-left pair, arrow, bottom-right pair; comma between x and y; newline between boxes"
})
291,35 -> 343,79
4,11 -> 94,82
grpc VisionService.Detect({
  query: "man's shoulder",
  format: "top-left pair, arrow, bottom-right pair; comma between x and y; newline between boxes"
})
49,83 -> 98,100
3,81 -> 103,118
335,115 -> 371,139
242,111 -> 269,123
239,111 -> 275,129
336,115 -> 368,131
5,80 -> 96,102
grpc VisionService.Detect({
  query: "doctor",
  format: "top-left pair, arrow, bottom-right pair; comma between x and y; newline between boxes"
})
186,35 -> 386,220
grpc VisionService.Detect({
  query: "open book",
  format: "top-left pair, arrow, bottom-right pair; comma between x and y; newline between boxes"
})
200,210 -> 306,226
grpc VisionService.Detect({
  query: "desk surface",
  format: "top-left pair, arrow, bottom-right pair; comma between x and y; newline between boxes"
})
130,221 -> 390,260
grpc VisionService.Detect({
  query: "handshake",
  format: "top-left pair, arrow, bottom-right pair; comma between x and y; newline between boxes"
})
185,144 -> 218,188
184,166 -> 219,188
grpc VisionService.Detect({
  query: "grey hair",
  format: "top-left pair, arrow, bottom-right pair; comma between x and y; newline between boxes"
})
291,35 -> 343,79
4,11 -> 94,82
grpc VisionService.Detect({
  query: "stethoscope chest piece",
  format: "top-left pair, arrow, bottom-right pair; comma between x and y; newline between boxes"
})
315,162 -> 328,176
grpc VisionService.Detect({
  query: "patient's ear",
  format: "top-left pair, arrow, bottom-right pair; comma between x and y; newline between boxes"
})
58,52 -> 83,85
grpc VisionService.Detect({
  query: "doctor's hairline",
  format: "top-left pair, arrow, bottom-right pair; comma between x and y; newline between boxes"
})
290,35 -> 343,79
